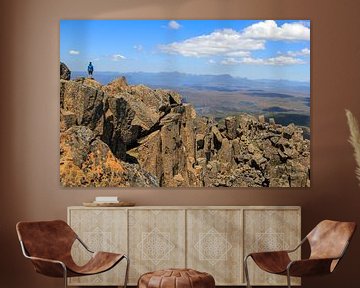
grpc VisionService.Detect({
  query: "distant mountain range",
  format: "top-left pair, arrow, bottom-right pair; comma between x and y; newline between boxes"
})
72,71 -> 310,97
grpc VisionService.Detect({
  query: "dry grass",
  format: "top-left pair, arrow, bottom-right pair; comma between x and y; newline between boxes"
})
346,109 -> 360,186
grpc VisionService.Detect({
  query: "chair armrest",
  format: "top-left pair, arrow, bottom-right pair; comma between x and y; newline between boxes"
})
287,258 -> 336,277
25,255 -> 67,277
286,237 -> 307,253
245,237 -> 306,259
76,236 -> 94,253
26,255 -> 65,266
247,250 -> 290,258
19,240 -> 67,277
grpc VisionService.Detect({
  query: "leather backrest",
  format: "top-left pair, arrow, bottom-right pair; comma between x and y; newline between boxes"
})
16,220 -> 77,261
307,220 -> 356,260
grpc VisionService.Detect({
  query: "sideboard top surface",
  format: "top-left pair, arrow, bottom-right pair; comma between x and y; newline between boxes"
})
68,206 -> 301,210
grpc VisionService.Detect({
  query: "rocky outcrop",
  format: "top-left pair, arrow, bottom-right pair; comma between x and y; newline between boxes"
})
197,114 -> 310,187
60,126 -> 158,187
60,62 -> 71,80
60,75 -> 159,187
73,77 -> 103,90
59,63 -> 310,187
128,103 -> 202,187
61,78 -> 104,136
101,76 -> 128,95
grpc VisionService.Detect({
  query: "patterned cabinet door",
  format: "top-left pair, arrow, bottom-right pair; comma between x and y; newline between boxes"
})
68,208 -> 128,286
128,209 -> 186,284
187,209 -> 243,285
243,208 -> 301,286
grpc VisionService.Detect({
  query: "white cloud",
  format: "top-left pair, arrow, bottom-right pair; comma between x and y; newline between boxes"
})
133,44 -> 143,51
168,20 -> 181,30
221,55 -> 305,66
243,20 -> 310,41
159,21 -> 309,59
112,54 -> 126,61
159,21 -> 310,64
225,51 -> 251,57
221,58 -> 241,65
286,48 -> 310,57
159,29 -> 265,57
244,55 -> 305,65
69,50 -> 80,55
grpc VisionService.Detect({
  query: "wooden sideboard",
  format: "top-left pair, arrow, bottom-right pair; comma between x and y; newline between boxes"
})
67,206 -> 301,286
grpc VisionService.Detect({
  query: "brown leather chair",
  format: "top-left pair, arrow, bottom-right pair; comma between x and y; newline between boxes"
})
16,220 -> 129,288
244,220 -> 356,288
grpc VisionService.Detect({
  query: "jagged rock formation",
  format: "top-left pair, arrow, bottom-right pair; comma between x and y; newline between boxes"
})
195,115 -> 310,187
60,63 -> 310,187
60,62 -> 71,80
60,77 -> 159,187
60,126 -> 158,187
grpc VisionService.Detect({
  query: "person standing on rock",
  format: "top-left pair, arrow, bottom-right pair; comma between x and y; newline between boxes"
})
87,62 -> 94,78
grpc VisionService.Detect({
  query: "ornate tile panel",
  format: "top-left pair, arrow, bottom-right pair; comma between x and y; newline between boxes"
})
128,209 -> 186,284
194,227 -> 232,265
244,209 -> 301,286
138,227 -> 175,264
187,209 -> 243,285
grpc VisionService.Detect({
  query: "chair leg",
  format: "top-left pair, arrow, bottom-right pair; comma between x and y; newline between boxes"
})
123,255 -> 130,288
286,269 -> 291,288
62,265 -> 68,288
244,255 -> 252,288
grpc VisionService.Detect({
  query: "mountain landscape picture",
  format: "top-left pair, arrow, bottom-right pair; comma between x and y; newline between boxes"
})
60,20 -> 310,188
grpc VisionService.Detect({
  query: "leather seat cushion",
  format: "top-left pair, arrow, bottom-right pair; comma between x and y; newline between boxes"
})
138,268 -> 215,288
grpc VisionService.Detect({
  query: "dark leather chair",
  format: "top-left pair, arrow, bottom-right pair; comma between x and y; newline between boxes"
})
16,220 -> 129,288
244,220 -> 356,288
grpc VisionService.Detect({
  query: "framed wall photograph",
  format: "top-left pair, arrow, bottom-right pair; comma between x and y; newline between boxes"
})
60,20 -> 310,188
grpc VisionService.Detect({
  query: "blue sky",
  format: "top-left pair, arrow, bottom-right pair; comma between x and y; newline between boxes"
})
60,20 -> 310,81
